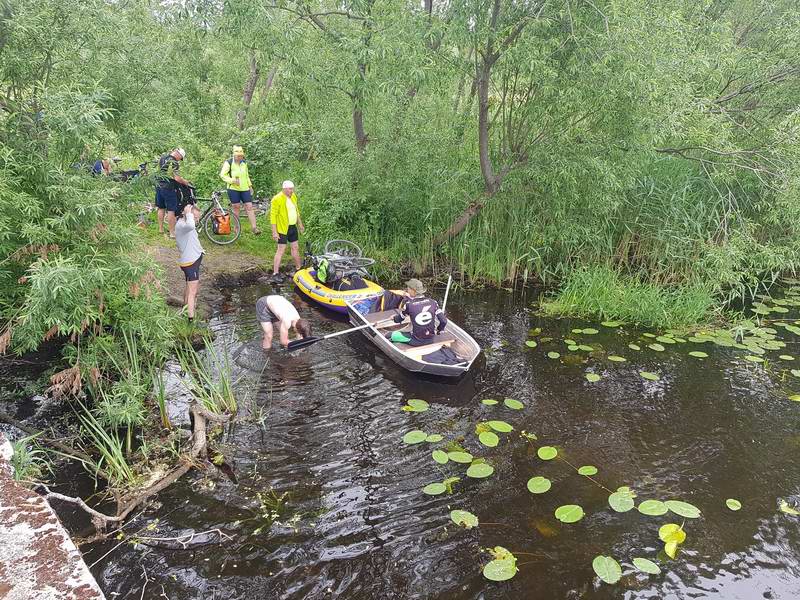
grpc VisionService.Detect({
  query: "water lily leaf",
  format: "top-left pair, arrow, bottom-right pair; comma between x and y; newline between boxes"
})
643,333 -> 656,338
688,336 -> 709,343
564,339 -> 576,345
404,399 -> 429,412
608,490 -> 635,512
482,399 -> 499,405
656,336 -> 676,344
555,504 -> 584,523
779,500 -> 800,515
632,557 -> 661,575
537,446 -> 557,460
466,463 -> 494,478
504,398 -> 524,410
450,509 -> 479,528
578,345 -> 594,352
488,420 -> 513,432
648,343 -> 665,352
547,351 -> 561,359
568,344 -> 579,351
638,499 -> 668,516
789,395 -> 800,402
448,451 -> 474,463
744,355 -> 764,363
525,340 -> 537,348
432,450 -> 448,464
403,430 -> 427,444
578,465 -> 598,476
592,555 -> 621,584
664,540 -> 679,559
658,523 -> 686,544
607,355 -> 626,362
639,371 -> 660,381
791,369 -> 800,378
527,476 -> 552,494
688,351 -> 708,358
425,434 -> 443,443
628,343 -> 641,351
601,321 -> 622,327
665,500 -> 701,518
479,431 -> 499,447
586,373 -> 601,382
423,482 -> 446,495
726,498 -> 742,511
780,355 -> 796,361
571,328 -> 583,334
483,547 -> 518,581
582,328 -> 599,334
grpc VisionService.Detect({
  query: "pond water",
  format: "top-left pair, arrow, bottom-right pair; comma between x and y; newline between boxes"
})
84,283 -> 800,599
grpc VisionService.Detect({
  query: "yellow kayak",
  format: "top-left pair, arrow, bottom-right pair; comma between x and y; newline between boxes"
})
293,267 -> 384,313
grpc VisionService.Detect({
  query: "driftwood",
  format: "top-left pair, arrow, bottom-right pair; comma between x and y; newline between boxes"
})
34,402 -> 229,535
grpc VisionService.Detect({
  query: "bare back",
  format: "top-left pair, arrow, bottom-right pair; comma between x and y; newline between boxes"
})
266,295 -> 300,325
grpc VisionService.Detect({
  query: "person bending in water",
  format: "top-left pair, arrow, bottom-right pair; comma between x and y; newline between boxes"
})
255,295 -> 312,350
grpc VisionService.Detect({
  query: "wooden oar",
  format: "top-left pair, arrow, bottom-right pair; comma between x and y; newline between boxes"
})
287,317 -> 395,351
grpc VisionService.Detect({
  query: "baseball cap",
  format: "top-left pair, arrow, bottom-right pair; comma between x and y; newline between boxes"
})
232,145 -> 244,156
406,278 -> 426,294
282,180 -> 294,189
175,148 -> 186,158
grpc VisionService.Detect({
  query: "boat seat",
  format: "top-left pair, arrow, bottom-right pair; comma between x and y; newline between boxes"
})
365,310 -> 406,327
395,333 -> 457,357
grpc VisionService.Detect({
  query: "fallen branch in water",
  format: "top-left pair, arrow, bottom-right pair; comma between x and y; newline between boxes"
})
0,408 -> 94,464
36,402 -> 230,536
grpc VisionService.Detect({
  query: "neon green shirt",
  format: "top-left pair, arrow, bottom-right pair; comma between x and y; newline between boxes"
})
219,158 -> 251,191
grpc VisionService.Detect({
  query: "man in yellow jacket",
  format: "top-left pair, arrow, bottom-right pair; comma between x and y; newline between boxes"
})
219,145 -> 260,234
269,180 -> 304,282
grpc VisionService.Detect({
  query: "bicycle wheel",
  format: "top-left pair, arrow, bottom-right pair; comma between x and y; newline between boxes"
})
204,210 -> 241,245
324,239 -> 362,257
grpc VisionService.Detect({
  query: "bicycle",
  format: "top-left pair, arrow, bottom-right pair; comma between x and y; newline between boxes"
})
193,190 -> 241,245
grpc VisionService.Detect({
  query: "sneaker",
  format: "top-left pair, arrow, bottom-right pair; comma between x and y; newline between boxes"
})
270,272 -> 285,283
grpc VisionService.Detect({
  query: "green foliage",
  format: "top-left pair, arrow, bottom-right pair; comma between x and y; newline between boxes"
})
10,434 -> 51,484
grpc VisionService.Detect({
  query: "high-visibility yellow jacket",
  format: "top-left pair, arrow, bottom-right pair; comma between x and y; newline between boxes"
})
270,191 -> 300,234
219,158 -> 251,191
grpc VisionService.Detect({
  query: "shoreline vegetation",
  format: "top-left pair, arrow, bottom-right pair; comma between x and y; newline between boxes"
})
1,0 -> 799,563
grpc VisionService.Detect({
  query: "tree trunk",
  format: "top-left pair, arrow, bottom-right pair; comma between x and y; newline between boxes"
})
236,51 -> 260,130
353,105 -> 367,154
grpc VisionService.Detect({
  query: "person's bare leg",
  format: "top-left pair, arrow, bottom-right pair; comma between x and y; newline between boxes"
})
260,321 -> 274,350
232,202 -> 241,223
290,241 -> 302,270
243,202 -> 258,231
167,211 -> 176,237
157,208 -> 165,234
273,244 -> 286,274
186,280 -> 199,319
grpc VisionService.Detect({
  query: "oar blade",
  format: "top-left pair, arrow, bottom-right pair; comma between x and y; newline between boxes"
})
287,336 -> 321,351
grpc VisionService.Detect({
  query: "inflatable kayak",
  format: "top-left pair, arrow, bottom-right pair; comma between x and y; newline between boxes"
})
293,267 -> 384,314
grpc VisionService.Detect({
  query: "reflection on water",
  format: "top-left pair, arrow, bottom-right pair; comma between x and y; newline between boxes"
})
84,284 -> 800,599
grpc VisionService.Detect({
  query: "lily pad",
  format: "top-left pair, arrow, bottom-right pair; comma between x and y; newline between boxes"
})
483,547 -> 518,581
488,420 -> 513,433
526,476 -> 552,494
656,336 -> 676,344
628,343 -> 641,351
571,328 -> 583,334
648,343 -> 665,352
578,344 -> 594,352
504,398 -> 524,410
432,450 -> 449,464
608,355 -> 627,362
780,500 -> 800,515
638,499 -> 668,516
592,555 -> 622,584
789,395 -> 800,402
665,499 -> 701,519
744,355 -> 764,363
608,489 -> 635,512
425,434 -> 443,443
586,373 -> 601,382
658,523 -> 686,544
482,399 -> 499,405
792,369 -> 800,378
725,498 -> 742,511
479,431 -> 499,447
537,446 -> 557,460
423,482 -> 446,495
639,371 -> 660,381
547,351 -> 561,359
568,344 -> 579,351
554,504 -> 584,523
601,321 -> 622,327
466,463 -> 494,478
448,451 -> 474,463
779,355 -> 795,361
404,399 -> 429,412
403,430 -> 427,444
450,509 -> 479,528
632,557 -> 661,575
688,351 -> 708,358
578,465 -> 598,476
583,328 -> 599,335
525,340 -> 538,348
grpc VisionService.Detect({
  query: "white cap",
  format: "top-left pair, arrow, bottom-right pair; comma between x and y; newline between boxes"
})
282,180 -> 294,189
175,147 -> 186,158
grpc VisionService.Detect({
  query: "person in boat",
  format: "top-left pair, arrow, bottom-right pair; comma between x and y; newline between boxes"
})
174,200 -> 204,322
255,294 -> 312,350
387,279 -> 447,346
269,180 -> 305,282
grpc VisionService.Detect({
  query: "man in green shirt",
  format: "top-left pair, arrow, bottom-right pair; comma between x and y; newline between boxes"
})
269,180 -> 305,282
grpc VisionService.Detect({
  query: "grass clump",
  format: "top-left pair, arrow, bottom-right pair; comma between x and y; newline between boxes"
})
541,266 -> 717,329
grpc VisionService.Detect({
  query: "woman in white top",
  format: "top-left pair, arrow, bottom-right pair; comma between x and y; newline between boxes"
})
174,203 -> 204,321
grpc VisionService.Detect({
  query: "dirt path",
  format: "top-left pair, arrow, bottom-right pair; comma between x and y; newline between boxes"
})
147,238 -> 269,319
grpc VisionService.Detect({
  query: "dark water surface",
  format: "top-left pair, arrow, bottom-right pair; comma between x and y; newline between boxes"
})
85,283 -> 800,599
